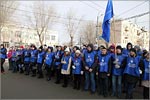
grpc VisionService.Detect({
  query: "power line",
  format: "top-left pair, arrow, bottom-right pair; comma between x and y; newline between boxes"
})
116,11 -> 150,21
116,1 -> 148,18
89,1 -> 105,10
0,5 -> 95,22
79,1 -> 100,11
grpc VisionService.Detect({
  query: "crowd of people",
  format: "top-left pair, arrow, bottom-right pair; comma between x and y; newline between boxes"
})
0,43 -> 149,99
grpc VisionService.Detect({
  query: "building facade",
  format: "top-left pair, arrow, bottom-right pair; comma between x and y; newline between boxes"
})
98,20 -> 149,50
1,24 -> 59,48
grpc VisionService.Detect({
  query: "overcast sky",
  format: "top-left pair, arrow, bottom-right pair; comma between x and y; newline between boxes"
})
14,1 -> 149,44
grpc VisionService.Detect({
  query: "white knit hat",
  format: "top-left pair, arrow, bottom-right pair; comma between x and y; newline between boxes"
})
65,47 -> 70,52
75,50 -> 81,54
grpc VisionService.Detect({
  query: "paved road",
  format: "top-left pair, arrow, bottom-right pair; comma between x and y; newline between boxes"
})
1,62 -> 143,99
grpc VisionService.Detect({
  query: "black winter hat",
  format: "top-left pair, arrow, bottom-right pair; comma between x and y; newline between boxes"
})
116,45 -> 122,51
87,44 -> 93,49
39,46 -> 43,50
130,48 -> 136,54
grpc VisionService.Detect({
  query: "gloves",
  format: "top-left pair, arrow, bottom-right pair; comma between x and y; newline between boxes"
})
72,65 -> 76,69
115,64 -> 120,68
81,71 -> 84,75
139,69 -> 142,74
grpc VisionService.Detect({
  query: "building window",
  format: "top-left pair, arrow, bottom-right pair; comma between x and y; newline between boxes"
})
51,35 -> 55,41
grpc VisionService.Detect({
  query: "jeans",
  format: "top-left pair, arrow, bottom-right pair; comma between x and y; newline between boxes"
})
12,61 -> 17,73
125,81 -> 135,99
112,75 -> 122,97
84,71 -> 96,92
37,63 -> 43,76
99,76 -> 108,96
24,62 -> 30,74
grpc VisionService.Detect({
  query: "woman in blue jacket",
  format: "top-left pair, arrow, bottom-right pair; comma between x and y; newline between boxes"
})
45,46 -> 54,81
24,45 -> 31,75
72,50 -> 83,90
37,46 -> 45,78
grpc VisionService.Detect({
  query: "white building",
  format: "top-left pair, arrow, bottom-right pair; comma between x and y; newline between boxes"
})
99,20 -> 149,50
1,24 -> 59,48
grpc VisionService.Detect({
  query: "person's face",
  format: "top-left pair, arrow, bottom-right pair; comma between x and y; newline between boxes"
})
75,53 -> 80,57
110,48 -> 114,52
116,49 -> 121,54
65,51 -> 69,55
101,49 -> 107,54
31,47 -> 34,50
48,48 -> 51,52
58,47 -> 61,51
73,48 -> 77,51
87,46 -> 92,51
128,45 -> 132,49
1,45 -> 3,48
130,51 -> 135,56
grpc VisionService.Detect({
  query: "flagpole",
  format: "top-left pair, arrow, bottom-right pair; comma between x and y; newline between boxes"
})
112,17 -> 116,56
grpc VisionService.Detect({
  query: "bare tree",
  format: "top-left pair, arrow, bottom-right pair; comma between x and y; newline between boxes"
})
0,0 -> 18,36
65,9 -> 82,47
28,1 -> 56,45
80,21 -> 96,44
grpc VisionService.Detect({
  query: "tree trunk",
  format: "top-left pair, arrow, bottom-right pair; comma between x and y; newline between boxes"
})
70,36 -> 73,47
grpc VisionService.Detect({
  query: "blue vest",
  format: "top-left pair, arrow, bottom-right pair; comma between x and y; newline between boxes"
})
45,52 -> 54,66
143,59 -> 150,80
123,49 -> 130,56
112,54 -> 126,75
72,56 -> 82,74
71,52 -> 75,59
124,56 -> 141,77
37,51 -> 45,64
11,51 -> 17,61
98,54 -> 111,73
30,50 -> 37,63
82,48 -> 87,55
24,50 -> 30,62
84,51 -> 95,68
0,48 -> 7,59
61,55 -> 71,70
55,51 -> 62,65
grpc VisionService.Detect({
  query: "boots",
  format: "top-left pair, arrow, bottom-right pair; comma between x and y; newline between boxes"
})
32,69 -> 36,77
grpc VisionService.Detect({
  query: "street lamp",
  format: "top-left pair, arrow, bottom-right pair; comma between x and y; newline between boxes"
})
96,12 -> 103,45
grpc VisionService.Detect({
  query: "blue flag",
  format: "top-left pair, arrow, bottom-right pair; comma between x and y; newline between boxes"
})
101,0 -> 114,43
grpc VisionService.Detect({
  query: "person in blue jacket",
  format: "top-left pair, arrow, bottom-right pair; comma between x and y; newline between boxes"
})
61,47 -> 72,88
16,46 -> 24,73
71,46 -> 79,59
97,46 -> 111,97
141,52 -> 150,99
72,50 -> 83,90
30,45 -> 38,77
45,46 -> 54,81
83,44 -> 97,94
54,46 -> 63,84
111,45 -> 126,98
11,47 -> 18,73
24,45 -> 31,75
0,44 -> 7,73
37,46 -> 45,78
123,42 -> 133,56
123,48 -> 143,99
